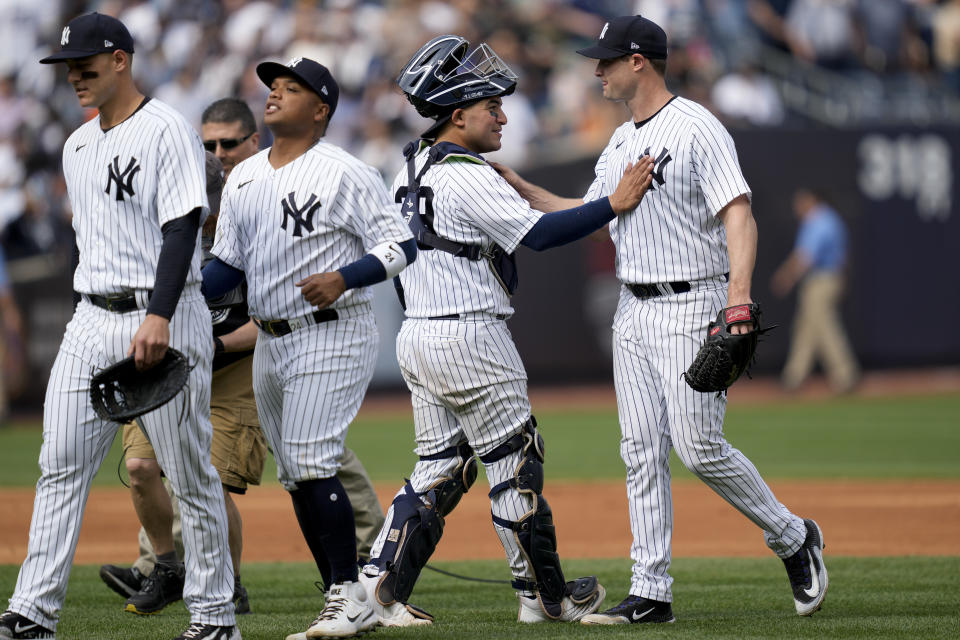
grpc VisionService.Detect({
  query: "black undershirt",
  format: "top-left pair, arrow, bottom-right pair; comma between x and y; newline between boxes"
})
147,208 -> 201,319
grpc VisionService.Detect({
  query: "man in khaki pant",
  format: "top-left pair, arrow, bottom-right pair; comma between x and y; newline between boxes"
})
771,188 -> 859,392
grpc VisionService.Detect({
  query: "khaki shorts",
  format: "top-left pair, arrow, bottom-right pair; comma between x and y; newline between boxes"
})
122,354 -> 267,492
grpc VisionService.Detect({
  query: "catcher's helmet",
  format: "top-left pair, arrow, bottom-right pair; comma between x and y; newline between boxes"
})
398,35 -> 518,138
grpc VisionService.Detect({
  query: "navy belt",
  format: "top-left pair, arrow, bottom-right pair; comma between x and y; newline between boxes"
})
84,291 -> 152,313
254,309 -> 339,337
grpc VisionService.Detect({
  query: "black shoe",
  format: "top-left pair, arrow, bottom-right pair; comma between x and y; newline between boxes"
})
580,595 -> 675,625
124,562 -> 185,615
783,518 -> 828,616
233,579 -> 251,615
172,623 -> 240,640
0,611 -> 55,639
99,564 -> 146,598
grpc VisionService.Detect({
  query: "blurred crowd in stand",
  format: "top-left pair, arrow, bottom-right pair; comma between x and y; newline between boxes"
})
3,0 -> 960,260
0,2 -> 958,393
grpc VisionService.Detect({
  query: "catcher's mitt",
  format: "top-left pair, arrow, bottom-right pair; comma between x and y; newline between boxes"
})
90,348 -> 191,423
683,303 -> 765,393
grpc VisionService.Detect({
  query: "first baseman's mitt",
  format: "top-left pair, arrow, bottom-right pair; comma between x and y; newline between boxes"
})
682,303 -> 766,393
90,348 -> 191,423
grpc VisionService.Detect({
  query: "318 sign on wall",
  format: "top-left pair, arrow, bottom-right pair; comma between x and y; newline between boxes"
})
857,134 -> 952,222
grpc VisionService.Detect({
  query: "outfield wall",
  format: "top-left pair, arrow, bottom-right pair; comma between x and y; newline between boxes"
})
6,126 -> 960,407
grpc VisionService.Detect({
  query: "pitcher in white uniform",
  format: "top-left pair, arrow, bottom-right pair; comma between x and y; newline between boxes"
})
496,14 -> 828,625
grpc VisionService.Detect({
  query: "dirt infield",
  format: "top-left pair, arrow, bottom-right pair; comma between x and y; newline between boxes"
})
2,479 -> 958,565
4,370 -> 958,565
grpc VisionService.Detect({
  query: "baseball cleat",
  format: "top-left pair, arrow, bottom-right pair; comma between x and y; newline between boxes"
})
517,579 -> 606,623
300,581 -> 377,638
171,622 -> 240,639
99,564 -> 146,598
0,611 -> 55,639
357,571 -> 432,627
124,562 -> 185,615
580,595 -> 675,625
233,578 -> 251,615
783,518 -> 828,616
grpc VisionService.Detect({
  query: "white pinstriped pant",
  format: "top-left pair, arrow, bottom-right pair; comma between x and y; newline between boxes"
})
252,304 -> 378,490
612,283 -> 806,602
368,317 -> 544,591
8,295 -> 235,630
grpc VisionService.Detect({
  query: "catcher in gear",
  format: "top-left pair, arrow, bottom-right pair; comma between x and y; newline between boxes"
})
683,303 -> 764,393
359,33 -> 652,629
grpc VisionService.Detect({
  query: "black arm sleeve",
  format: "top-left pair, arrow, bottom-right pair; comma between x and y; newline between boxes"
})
146,208 -> 202,319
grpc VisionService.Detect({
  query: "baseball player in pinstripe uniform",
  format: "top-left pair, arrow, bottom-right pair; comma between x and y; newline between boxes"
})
0,13 -> 239,640
496,15 -> 828,624
202,57 -> 416,640
100,100 -> 387,618
357,36 -> 653,628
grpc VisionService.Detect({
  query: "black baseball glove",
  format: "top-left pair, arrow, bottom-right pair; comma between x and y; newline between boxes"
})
682,303 -> 765,393
90,348 -> 191,423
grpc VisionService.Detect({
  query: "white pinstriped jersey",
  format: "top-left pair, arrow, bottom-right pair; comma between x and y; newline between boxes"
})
213,141 -> 412,319
392,145 -> 540,318
64,98 -> 209,296
584,96 -> 751,284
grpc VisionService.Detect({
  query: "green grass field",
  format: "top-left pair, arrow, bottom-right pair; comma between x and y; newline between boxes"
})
0,558 -> 956,640
1,392 -> 958,638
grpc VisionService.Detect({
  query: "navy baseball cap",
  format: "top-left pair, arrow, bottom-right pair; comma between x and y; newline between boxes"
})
256,57 -> 339,118
39,12 -> 134,64
577,15 -> 668,60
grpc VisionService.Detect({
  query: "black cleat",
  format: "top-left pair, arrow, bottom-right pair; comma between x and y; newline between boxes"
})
99,564 -> 146,598
124,562 -> 185,615
233,578 -> 251,615
0,611 -> 55,639
783,518 -> 828,616
580,595 -> 675,625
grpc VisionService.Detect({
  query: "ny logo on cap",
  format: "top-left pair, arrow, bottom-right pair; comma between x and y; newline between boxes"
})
287,56 -> 303,68
61,26 -> 70,46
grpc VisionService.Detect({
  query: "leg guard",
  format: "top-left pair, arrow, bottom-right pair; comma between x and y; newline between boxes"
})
371,442 -> 476,606
485,418 -> 578,618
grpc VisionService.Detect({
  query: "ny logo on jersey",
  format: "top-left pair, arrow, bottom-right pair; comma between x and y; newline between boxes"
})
105,156 -> 141,201
642,147 -> 672,190
280,192 -> 321,237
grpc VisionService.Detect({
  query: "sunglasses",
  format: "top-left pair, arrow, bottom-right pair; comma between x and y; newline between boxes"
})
203,131 -> 254,152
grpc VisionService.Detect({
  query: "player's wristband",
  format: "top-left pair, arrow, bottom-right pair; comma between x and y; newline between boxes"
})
213,336 -> 225,354
339,238 -> 417,290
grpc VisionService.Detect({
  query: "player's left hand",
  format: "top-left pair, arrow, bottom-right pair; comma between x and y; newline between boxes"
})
725,295 -> 754,335
127,314 -> 170,371
296,272 -> 346,309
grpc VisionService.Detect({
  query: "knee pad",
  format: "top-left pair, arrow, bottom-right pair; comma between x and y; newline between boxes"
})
423,441 -> 478,517
372,442 -> 477,605
485,418 -> 568,615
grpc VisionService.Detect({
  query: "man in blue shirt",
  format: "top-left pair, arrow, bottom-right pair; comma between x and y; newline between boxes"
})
771,188 -> 859,392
